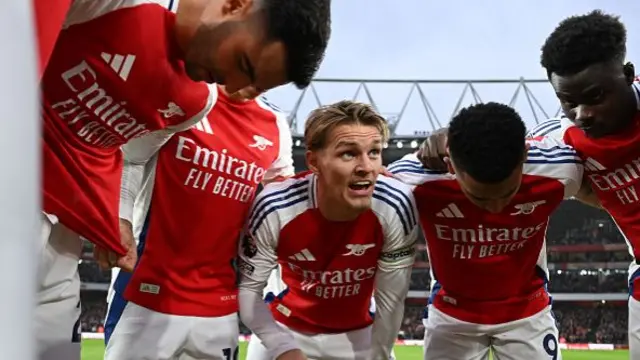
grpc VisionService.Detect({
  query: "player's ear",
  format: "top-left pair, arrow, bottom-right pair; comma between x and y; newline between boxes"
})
623,62 -> 636,86
444,147 -> 455,174
521,143 -> 530,164
221,0 -> 253,16
444,157 -> 455,174
306,150 -> 319,174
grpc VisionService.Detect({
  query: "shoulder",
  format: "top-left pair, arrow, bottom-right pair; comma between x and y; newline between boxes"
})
247,173 -> 313,232
524,137 -> 583,186
371,176 -> 418,236
254,96 -> 287,123
527,117 -> 575,140
65,0 -> 176,27
526,137 -> 579,163
387,153 -> 452,186
254,96 -> 291,140
254,173 -> 312,206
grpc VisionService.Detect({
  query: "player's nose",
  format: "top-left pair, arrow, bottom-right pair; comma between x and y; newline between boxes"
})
355,156 -> 376,174
574,105 -> 596,126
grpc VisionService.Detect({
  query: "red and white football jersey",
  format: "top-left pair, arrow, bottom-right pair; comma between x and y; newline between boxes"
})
42,0 -> 213,254
529,82 -> 640,299
238,173 -> 418,358
389,137 -> 583,325
122,90 -> 294,317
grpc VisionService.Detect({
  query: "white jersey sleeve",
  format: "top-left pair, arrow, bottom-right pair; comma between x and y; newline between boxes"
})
527,117 -> 574,140
256,97 -> 295,182
524,137 -> 584,199
387,153 -> 453,186
370,176 -> 419,359
64,0 -> 178,27
238,179 -> 305,359
119,86 -> 217,222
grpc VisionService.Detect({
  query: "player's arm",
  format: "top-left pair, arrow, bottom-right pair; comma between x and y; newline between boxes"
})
120,87 -> 216,224
525,136 -> 586,203
387,153 -> 450,186
238,197 -> 300,359
574,177 -> 602,209
35,0 -> 72,76
527,118 -> 566,140
370,190 -> 419,359
415,127 -> 448,171
261,133 -> 294,184
119,130 -> 175,224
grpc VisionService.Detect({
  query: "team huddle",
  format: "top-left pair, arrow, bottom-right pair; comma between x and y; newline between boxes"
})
33,2 -> 640,360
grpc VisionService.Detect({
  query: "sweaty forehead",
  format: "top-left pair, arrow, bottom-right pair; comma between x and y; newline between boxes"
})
550,62 -> 625,93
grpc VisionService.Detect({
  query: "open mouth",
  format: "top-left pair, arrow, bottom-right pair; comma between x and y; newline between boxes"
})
348,180 -> 373,192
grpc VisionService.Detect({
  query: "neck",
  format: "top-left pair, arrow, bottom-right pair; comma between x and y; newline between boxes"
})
218,86 -> 252,103
316,179 -> 361,222
622,84 -> 639,125
174,0 -> 207,54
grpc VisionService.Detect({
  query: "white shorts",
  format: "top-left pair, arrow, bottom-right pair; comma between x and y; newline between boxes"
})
423,305 -> 561,360
105,302 -> 240,360
629,297 -> 640,359
246,322 -> 372,360
35,214 -> 83,360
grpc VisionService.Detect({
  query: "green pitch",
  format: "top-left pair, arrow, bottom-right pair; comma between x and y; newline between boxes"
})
81,339 -> 629,359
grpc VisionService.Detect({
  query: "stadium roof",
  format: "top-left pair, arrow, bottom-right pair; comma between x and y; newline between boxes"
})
268,78 -> 564,137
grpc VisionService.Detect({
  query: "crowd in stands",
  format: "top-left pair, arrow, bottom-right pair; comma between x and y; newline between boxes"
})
77,200 -> 633,345
554,303 -> 628,345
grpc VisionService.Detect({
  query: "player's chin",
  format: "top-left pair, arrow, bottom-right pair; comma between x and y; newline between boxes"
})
344,193 -> 373,213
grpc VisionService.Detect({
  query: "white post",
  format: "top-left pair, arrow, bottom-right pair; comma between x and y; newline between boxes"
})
0,1 -> 40,359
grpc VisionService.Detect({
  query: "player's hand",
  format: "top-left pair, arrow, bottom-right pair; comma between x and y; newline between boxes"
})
417,127 -> 448,171
94,245 -> 118,271
276,349 -> 307,360
380,166 -> 394,178
117,219 -> 137,272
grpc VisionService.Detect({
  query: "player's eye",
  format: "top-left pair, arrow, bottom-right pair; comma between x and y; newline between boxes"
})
561,99 -> 577,109
368,149 -> 381,158
340,152 -> 355,160
585,89 -> 605,105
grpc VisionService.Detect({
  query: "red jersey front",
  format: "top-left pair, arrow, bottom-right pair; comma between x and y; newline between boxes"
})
238,173 -> 418,334
389,137 -> 583,325
42,0 -> 212,254
529,83 -> 640,299
123,91 -> 294,317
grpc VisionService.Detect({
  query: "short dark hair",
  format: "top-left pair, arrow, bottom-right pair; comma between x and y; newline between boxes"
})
541,10 -> 626,76
448,102 -> 526,183
260,0 -> 331,89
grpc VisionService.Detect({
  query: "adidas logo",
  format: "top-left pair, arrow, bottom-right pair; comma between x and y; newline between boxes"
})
584,157 -> 606,172
101,52 -> 136,81
289,249 -> 316,261
436,203 -> 464,218
193,117 -> 214,135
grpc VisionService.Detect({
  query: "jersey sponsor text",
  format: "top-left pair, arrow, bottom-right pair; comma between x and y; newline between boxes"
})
588,156 -> 640,205
287,262 -> 376,299
175,135 -> 267,203
51,61 -> 150,148
434,222 -> 546,259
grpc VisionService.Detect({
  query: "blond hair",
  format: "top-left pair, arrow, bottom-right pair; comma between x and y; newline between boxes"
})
304,100 -> 389,151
